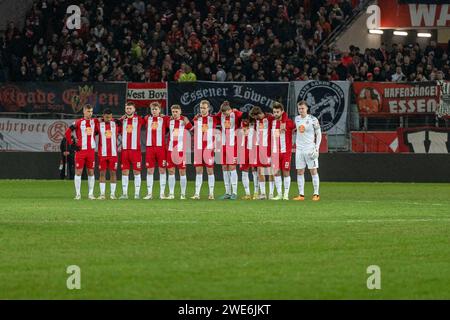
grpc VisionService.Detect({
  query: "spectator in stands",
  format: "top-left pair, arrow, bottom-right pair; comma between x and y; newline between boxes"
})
391,66 -> 406,82
178,64 -> 197,82
1,0 -> 448,83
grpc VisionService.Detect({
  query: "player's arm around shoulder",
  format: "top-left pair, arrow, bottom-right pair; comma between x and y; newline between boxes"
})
183,116 -> 193,130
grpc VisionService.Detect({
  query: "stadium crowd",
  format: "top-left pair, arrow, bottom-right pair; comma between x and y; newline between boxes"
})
0,0 -> 449,83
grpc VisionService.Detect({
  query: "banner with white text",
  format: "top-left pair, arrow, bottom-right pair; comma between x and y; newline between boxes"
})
167,81 -> 289,117
0,118 -> 73,152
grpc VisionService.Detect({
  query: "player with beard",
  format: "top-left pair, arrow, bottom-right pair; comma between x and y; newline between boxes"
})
270,102 -> 295,200
119,102 -> 146,200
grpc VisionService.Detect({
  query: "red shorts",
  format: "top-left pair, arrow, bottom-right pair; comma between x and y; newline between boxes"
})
146,146 -> 166,169
239,147 -> 258,171
166,150 -> 187,169
271,152 -> 292,172
193,148 -> 215,168
222,144 -> 238,165
121,150 -> 142,171
98,156 -> 118,172
256,146 -> 271,168
75,150 -> 95,170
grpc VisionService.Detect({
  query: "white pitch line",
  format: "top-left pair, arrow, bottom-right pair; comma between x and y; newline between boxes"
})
1,218 -> 450,225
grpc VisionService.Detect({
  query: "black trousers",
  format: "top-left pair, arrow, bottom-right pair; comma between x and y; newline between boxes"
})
60,155 -> 75,180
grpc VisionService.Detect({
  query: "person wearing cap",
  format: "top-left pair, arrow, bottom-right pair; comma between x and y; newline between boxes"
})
373,67 -> 385,81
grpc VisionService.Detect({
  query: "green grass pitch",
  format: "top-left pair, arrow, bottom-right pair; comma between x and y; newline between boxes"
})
0,179 -> 449,299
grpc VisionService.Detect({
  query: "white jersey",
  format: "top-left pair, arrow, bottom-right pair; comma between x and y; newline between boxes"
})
295,114 -> 321,152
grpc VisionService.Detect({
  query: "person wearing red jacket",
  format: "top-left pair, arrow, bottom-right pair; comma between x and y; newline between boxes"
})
65,104 -> 99,200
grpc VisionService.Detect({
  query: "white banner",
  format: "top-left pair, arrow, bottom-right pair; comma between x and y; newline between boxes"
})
291,81 -> 350,135
0,118 -> 73,152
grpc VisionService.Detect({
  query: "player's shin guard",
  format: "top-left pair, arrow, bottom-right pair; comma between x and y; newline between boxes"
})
208,174 -> 215,196
195,174 -> 203,196
230,170 -> 238,195
284,176 -> 291,197
274,176 -> 282,196
223,170 -> 230,194
242,171 -> 250,195
146,174 -> 154,195
269,180 -> 274,197
168,174 -> 176,196
110,183 -> 116,197
122,175 -> 129,196
160,173 -> 167,196
297,174 -> 305,195
180,175 -> 187,196
312,174 -> 320,195
259,181 -> 266,196
134,174 -> 141,197
252,171 -> 259,194
99,182 -> 106,196
88,175 -> 95,196
74,175 -> 81,196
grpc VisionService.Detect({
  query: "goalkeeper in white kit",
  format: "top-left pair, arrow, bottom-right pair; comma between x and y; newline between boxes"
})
293,101 -> 322,201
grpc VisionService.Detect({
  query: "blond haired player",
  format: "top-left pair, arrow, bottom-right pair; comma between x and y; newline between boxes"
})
144,102 -> 170,200
293,101 -> 322,201
191,100 -> 219,200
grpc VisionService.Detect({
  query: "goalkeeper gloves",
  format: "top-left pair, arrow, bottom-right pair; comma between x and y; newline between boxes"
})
309,147 -> 319,160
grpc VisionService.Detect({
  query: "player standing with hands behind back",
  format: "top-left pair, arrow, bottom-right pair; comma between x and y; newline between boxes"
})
294,101 -> 322,201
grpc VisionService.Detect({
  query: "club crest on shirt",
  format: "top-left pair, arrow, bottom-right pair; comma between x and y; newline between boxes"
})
105,130 -> 112,138
126,125 -> 133,133
151,122 -> 159,129
85,127 -> 93,135
299,125 -> 305,133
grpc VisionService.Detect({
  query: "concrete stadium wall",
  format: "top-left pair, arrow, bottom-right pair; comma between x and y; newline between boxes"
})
0,152 -> 449,183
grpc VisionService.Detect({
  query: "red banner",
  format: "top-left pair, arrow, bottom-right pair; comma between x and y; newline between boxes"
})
351,131 -> 399,153
126,82 -> 167,110
353,82 -> 439,116
379,0 -> 450,28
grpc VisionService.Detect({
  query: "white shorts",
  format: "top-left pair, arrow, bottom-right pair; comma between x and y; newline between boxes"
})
295,151 -> 319,170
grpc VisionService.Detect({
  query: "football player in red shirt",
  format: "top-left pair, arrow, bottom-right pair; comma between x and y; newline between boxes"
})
191,100 -> 219,200
215,101 -> 243,200
270,102 -> 295,200
119,102 -> 145,199
166,104 -> 193,199
65,104 -> 99,200
143,102 -> 170,200
96,108 -> 120,200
